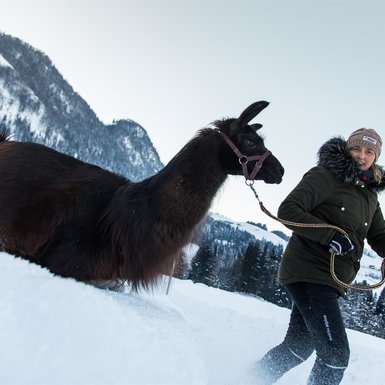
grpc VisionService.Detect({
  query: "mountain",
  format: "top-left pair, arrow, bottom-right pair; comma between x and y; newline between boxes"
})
0,32 -> 162,181
0,251 -> 383,385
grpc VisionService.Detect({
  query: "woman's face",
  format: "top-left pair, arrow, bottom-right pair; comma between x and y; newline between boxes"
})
349,145 -> 376,171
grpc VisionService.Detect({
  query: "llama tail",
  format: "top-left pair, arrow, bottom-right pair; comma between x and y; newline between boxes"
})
0,128 -> 11,142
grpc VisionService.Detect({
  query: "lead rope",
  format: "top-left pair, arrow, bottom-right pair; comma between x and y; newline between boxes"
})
247,182 -> 385,292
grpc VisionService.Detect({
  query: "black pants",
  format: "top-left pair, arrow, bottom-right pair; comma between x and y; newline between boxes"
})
255,282 -> 350,385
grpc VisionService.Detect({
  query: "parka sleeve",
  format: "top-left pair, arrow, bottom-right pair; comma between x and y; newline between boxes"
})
278,166 -> 336,245
367,202 -> 385,259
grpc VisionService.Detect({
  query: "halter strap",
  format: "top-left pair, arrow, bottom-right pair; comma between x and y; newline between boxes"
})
219,131 -> 271,181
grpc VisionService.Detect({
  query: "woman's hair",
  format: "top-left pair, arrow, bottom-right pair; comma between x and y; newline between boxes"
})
372,163 -> 383,184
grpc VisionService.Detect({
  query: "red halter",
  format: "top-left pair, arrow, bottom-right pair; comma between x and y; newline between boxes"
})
219,131 -> 271,182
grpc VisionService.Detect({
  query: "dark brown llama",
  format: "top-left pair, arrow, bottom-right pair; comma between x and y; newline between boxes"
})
0,101 -> 284,289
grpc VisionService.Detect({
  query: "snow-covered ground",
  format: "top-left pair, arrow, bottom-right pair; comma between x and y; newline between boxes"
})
0,251 -> 384,385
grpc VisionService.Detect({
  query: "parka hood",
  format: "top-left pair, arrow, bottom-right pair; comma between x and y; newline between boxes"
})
317,137 -> 385,193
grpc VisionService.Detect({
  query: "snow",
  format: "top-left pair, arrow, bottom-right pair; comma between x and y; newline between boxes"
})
0,251 -> 384,385
0,78 -> 47,138
182,243 -> 199,268
357,251 -> 384,296
0,54 -> 13,69
209,212 -> 288,246
123,136 -> 133,151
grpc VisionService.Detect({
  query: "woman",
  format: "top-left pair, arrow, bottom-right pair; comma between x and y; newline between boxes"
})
255,128 -> 385,385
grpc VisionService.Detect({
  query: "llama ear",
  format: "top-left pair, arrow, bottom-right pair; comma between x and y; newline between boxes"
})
250,123 -> 263,131
237,101 -> 269,127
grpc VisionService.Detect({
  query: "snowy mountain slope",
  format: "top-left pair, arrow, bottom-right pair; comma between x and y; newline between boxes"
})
0,32 -> 162,181
209,212 -> 287,246
0,251 -> 383,385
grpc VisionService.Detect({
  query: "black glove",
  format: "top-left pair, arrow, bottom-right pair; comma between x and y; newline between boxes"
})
329,233 -> 354,256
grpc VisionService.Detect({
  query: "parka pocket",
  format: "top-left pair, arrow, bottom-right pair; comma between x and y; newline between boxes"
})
328,199 -> 365,235
313,199 -> 354,231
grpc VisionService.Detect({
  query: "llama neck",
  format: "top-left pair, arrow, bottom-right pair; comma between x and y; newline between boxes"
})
152,129 -> 227,221
101,129 -> 228,277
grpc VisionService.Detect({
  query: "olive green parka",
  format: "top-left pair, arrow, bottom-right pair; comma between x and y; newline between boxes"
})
278,137 -> 385,296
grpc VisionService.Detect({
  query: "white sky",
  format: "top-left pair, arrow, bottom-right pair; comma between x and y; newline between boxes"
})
1,0 -> 385,233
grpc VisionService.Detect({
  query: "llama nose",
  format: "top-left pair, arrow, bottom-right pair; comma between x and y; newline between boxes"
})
274,175 -> 283,184
273,165 -> 284,183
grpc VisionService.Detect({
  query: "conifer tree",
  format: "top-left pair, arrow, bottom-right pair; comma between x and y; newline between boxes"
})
268,245 -> 290,308
375,286 -> 385,320
188,241 -> 218,287
239,242 -> 262,294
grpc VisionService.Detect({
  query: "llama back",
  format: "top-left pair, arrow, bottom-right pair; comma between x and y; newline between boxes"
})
0,138 -> 129,276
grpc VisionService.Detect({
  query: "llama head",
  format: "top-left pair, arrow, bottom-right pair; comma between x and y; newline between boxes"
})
215,101 -> 284,184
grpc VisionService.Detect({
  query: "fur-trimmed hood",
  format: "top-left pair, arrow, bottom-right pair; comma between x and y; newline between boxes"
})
317,137 -> 385,193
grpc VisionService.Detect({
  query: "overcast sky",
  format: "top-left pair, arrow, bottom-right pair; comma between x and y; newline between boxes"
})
1,0 -> 385,233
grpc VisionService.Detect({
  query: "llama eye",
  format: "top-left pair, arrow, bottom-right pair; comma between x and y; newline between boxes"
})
245,139 -> 256,147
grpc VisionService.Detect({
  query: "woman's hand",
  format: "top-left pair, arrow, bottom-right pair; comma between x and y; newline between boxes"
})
329,234 -> 354,255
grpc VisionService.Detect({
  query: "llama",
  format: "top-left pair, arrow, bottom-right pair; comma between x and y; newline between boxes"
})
0,101 -> 284,289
